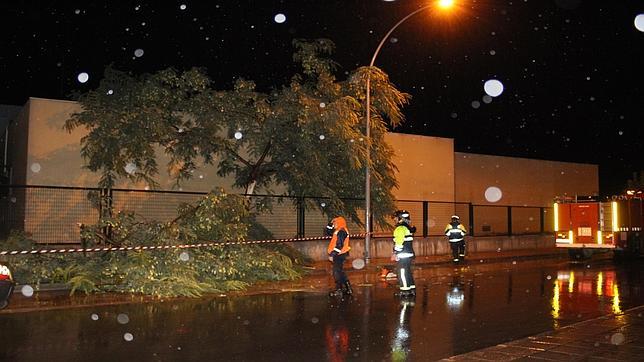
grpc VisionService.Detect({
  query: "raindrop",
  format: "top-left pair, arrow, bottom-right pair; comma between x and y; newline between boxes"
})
635,14 -> 644,32
107,89 -> 114,95
319,102 -> 326,108
618,130 -> 623,136
179,252 -> 190,262
74,9 -> 81,14
124,333 -> 134,342
274,13 -> 286,23
484,79 -> 504,97
91,313 -> 99,321
77,72 -> 89,83
319,135 -> 325,140
484,186 -> 503,203
496,248 -> 501,252
352,258 -> 366,270
512,261 -> 517,265
117,313 -> 130,324
471,101 -> 481,109
489,50 -> 496,55
30,163 -> 41,173
320,202 -> 326,207
610,333 -> 625,345
450,112 -> 458,119
124,162 -> 137,175
234,131 -> 243,140
10,197 -> 16,203
546,275 -> 552,280
21,285 -> 34,297
134,48 -> 144,57
179,4 -> 187,10
390,37 -> 398,43
482,95 -> 492,104
311,317 -> 319,324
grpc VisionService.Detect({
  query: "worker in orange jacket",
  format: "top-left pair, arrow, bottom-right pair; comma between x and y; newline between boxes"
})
326,216 -> 352,297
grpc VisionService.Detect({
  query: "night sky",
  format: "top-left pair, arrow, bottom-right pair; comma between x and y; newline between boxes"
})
1,0 -> 642,196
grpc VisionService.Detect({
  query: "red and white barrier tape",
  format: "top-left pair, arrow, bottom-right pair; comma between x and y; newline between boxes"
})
0,233 -> 373,256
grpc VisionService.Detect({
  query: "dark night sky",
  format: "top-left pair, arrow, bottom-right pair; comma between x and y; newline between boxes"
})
1,0 -> 642,195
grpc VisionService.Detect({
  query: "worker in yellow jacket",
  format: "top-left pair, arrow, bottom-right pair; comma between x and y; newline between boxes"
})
445,215 -> 467,262
392,210 -> 416,297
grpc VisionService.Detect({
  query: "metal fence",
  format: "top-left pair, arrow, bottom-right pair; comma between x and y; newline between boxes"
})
0,185 -> 553,244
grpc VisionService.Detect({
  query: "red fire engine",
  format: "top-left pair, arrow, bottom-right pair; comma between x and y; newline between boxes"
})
554,191 -> 643,258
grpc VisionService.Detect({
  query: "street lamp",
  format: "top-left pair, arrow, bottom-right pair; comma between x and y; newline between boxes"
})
364,0 -> 454,262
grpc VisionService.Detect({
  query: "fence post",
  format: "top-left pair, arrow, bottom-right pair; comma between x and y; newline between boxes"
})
507,206 -> 513,236
540,207 -> 545,233
297,197 -> 305,238
422,201 -> 428,238
100,188 -> 114,241
468,203 -> 474,237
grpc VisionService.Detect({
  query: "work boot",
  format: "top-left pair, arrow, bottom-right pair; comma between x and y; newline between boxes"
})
394,289 -> 416,298
343,281 -> 353,295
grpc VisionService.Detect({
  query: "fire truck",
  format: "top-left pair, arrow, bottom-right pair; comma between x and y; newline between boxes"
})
554,191 -> 643,259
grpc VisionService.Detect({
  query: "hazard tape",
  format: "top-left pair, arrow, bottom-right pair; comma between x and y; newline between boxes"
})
0,233 -> 374,256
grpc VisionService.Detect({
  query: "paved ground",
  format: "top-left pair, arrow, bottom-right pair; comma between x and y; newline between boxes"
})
5,247 -> 642,361
2,247 -> 569,313
444,305 -> 644,361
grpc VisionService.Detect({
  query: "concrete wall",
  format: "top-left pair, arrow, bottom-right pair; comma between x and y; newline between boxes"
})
385,133 -> 454,201
6,97 -> 597,246
23,97 -> 240,192
454,152 -> 599,207
291,234 -> 556,262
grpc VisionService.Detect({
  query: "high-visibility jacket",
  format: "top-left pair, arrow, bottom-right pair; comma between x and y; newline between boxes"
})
327,217 -> 351,256
445,221 -> 467,242
393,224 -> 415,259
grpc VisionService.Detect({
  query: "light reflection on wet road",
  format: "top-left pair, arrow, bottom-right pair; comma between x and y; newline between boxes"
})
1,259 -> 642,361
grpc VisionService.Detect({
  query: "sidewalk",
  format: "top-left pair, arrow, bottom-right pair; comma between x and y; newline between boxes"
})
443,305 -> 644,361
309,247 -> 569,275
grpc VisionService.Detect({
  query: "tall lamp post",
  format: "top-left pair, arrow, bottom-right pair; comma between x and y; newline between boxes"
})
364,0 -> 454,262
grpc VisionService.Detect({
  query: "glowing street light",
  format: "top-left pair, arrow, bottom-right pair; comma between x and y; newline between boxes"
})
364,0 -> 455,262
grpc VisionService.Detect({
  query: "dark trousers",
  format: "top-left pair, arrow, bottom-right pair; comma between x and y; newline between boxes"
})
397,257 -> 415,290
332,254 -> 348,289
450,241 -> 465,259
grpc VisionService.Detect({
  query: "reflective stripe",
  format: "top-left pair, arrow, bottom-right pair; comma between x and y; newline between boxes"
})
449,238 -> 464,242
394,245 -> 403,251
403,236 -> 413,241
400,268 -> 407,289
333,248 -> 341,253
397,252 -> 414,259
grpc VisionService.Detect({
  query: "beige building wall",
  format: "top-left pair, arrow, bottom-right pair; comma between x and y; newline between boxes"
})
6,97 -> 599,243
454,152 -> 598,236
454,152 -> 598,206
385,133 -> 454,202
24,97 -> 239,192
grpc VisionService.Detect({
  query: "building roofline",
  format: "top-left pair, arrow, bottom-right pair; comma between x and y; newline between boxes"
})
28,97 -> 78,105
454,150 -> 598,167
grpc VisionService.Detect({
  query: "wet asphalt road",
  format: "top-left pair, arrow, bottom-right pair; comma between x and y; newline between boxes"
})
1,258 -> 643,361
